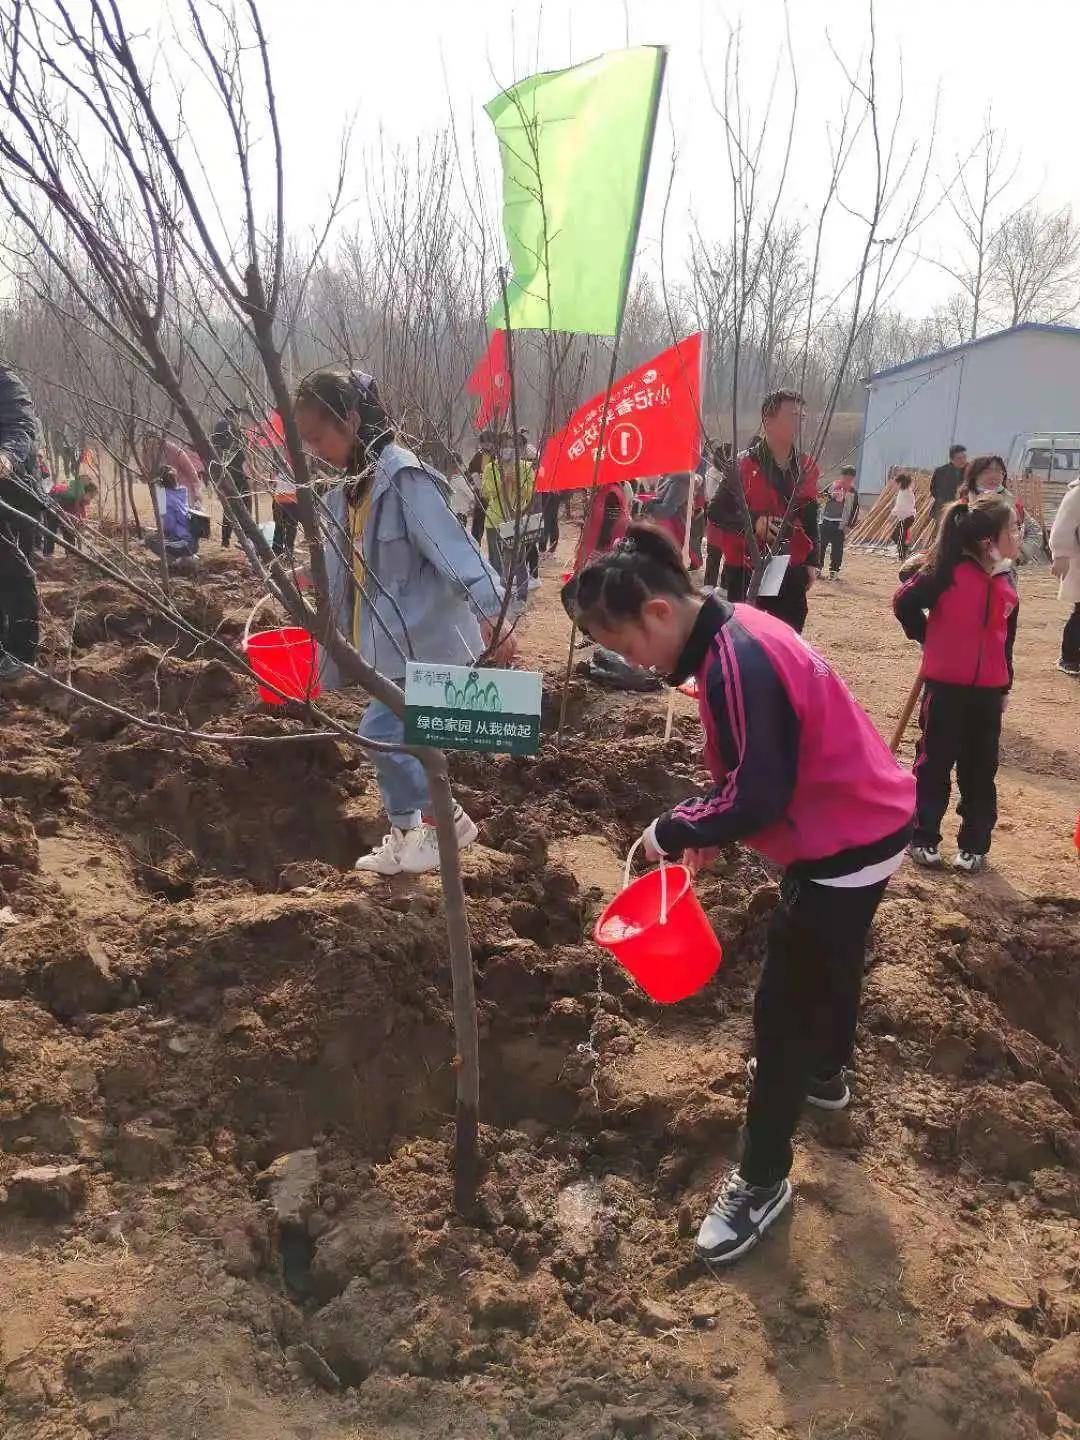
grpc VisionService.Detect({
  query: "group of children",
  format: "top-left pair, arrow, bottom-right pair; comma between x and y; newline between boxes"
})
12,351 -> 1058,1278
281,366 -> 1037,1267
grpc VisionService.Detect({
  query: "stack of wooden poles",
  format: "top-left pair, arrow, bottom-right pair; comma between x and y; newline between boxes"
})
1011,469 -> 1046,524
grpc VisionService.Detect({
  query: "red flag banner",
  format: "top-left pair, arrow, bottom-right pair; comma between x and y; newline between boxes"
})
465,329 -> 510,430
252,409 -> 285,448
537,332 -> 703,493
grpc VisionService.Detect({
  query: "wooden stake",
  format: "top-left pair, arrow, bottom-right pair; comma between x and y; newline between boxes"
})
663,475 -> 696,742
890,669 -> 923,754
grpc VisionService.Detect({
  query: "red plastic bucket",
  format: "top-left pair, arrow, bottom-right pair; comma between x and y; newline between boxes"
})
243,612 -> 321,705
595,846 -> 722,1003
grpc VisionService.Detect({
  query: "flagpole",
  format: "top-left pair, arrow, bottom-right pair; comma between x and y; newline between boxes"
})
556,321 -> 629,735
663,473 -> 696,743
494,269 -> 528,641
662,333 -> 706,743
557,45 -> 669,738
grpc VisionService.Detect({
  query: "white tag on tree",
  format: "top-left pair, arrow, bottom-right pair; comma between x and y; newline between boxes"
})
757,554 -> 790,597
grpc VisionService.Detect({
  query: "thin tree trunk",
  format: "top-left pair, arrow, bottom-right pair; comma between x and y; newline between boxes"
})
125,471 -> 143,536
423,755 -> 479,1213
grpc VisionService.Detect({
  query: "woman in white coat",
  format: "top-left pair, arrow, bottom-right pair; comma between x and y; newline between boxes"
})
1049,477 -> 1080,675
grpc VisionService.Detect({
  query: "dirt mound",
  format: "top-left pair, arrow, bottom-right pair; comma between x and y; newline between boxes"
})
0,561 -> 1078,1440
875,1328 -> 1059,1438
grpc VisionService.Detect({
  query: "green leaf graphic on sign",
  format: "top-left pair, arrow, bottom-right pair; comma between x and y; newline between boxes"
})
444,671 -> 502,712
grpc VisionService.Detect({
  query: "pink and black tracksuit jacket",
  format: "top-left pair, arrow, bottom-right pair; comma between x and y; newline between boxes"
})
892,559 -> 1018,690
654,596 -> 915,876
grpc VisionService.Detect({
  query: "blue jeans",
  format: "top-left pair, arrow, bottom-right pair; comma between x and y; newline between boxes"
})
358,698 -> 430,830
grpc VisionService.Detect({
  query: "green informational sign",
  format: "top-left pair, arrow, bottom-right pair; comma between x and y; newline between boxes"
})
404,662 -> 542,756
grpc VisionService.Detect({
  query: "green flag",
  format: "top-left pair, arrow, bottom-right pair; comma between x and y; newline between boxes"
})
486,46 -> 667,336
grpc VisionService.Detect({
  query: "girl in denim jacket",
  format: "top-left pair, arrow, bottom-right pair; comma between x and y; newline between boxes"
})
295,368 -> 506,876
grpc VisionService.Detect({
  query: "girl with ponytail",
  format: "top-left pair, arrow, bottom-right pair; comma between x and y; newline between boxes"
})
893,494 -> 1020,874
564,522 -> 914,1269
293,366 -> 506,877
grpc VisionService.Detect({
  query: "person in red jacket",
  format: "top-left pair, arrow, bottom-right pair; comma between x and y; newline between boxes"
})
893,495 -> 1020,874
708,390 -> 820,633
578,480 -> 631,563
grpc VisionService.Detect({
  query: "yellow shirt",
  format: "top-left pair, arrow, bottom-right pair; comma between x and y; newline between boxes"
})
481,458 -> 536,530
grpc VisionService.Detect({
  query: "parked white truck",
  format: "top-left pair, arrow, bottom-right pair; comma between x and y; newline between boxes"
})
1007,432 -> 1080,526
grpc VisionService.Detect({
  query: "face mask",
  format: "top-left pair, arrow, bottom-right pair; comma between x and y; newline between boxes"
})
977,480 -> 1004,494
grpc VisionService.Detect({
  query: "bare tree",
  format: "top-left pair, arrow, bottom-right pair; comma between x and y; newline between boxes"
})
930,293 -> 974,348
687,1 -> 941,599
0,0 -> 493,1212
935,120 -> 1021,339
989,203 -> 1080,327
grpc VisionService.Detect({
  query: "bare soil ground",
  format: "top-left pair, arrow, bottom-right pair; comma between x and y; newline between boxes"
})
0,533 -> 1077,1440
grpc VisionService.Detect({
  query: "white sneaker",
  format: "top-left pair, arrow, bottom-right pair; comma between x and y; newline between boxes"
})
399,806 -> 479,874
695,1170 -> 792,1267
455,805 -> 480,847
909,844 -> 942,868
952,850 -> 987,874
354,827 -> 410,876
354,807 -> 478,877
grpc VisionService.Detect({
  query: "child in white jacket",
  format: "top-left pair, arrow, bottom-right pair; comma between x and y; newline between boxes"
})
891,473 -> 917,562
1049,476 -> 1080,675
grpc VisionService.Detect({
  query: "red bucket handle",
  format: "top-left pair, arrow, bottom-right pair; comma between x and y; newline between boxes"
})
624,836 -> 670,925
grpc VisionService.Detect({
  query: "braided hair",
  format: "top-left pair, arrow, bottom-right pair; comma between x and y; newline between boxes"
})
294,366 -> 394,476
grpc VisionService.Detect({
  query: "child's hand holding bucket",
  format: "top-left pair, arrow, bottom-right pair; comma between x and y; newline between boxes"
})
639,822 -> 665,865
638,822 -> 717,878
594,836 -> 722,1003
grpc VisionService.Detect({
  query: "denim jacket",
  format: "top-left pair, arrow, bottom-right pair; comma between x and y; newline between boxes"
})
319,443 -> 504,688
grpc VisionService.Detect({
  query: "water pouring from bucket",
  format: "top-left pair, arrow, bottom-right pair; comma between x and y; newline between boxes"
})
594,837 -> 722,1003
241,596 -> 321,706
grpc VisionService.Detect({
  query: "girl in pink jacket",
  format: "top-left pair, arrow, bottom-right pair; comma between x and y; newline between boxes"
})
564,523 -> 914,1269
893,495 -> 1019,876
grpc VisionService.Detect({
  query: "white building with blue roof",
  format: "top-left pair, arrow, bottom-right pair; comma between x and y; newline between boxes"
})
858,323 -> 1080,520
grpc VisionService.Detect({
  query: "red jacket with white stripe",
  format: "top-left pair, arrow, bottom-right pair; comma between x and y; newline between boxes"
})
892,559 -> 1019,689
708,446 -> 821,568
654,597 -> 914,874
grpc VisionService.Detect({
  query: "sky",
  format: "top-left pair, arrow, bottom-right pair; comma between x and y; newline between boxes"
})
30,0 -> 1074,331
234,0 -> 1080,321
